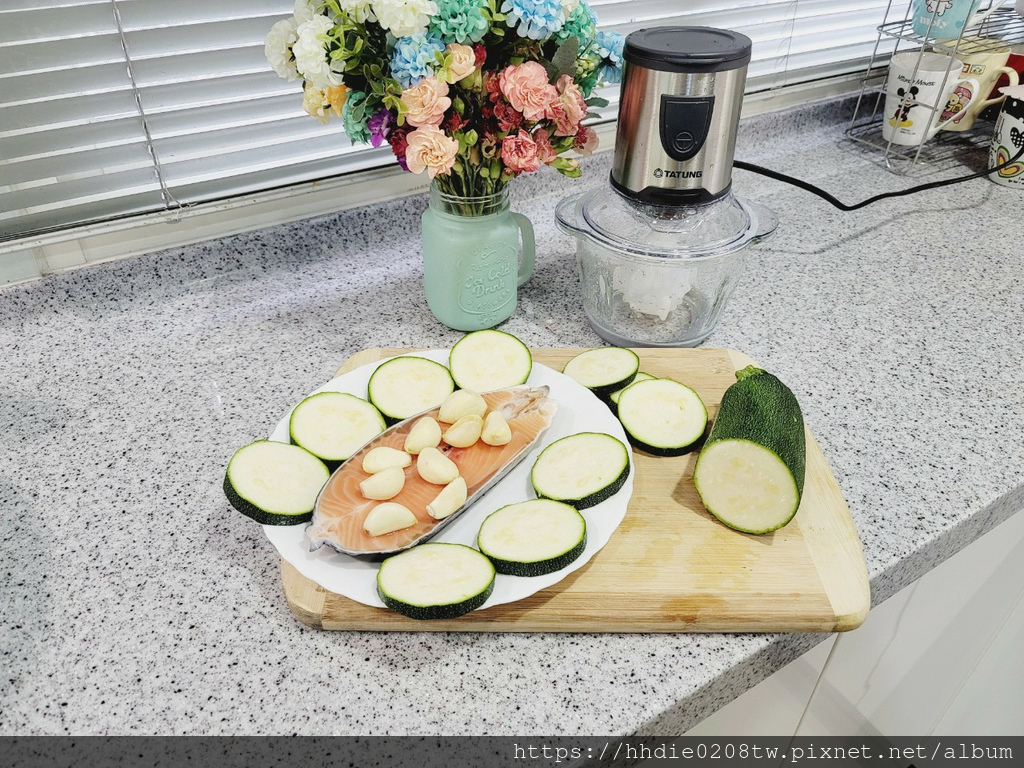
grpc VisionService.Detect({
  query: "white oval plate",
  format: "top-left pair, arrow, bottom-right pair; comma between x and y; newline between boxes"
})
262,349 -> 634,612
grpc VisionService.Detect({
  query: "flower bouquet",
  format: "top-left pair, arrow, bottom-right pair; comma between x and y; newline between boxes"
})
264,0 -> 624,199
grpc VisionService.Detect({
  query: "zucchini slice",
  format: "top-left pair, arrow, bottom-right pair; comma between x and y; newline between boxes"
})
608,371 -> 655,415
376,543 -> 495,620
367,356 -> 455,424
531,432 -> 630,510
448,330 -> 533,392
289,392 -> 385,466
224,440 -> 329,526
477,499 -> 586,577
616,378 -> 708,456
693,366 -> 806,534
562,347 -> 640,400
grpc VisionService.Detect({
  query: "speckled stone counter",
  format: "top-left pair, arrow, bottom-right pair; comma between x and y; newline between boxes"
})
2,99 -> 1022,736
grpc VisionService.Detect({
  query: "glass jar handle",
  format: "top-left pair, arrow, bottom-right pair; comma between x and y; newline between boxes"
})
513,213 -> 535,287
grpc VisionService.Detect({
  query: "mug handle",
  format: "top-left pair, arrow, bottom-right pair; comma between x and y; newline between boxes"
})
512,212 -> 535,287
966,0 -> 1010,28
972,67 -> 1021,112
927,76 -> 981,139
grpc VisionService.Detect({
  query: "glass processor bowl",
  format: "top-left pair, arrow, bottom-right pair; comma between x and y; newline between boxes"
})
555,185 -> 778,347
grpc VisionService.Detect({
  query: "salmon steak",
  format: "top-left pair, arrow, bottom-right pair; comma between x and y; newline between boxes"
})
307,386 -> 557,556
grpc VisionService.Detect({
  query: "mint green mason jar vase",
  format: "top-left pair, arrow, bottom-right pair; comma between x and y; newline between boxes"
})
421,183 -> 535,331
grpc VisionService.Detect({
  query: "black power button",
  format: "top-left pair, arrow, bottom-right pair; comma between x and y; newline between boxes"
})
659,95 -> 714,162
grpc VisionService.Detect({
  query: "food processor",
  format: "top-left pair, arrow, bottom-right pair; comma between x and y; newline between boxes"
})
557,27 -> 778,347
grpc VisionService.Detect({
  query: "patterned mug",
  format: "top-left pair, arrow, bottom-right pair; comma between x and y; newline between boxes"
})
989,85 -> 1024,188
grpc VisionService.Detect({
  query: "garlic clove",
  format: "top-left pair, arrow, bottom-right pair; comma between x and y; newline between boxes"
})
442,414 -> 483,448
362,502 -> 417,536
426,477 -> 468,520
362,446 -> 412,474
416,446 -> 460,485
404,416 -> 442,455
481,410 -> 512,446
358,465 -> 406,500
438,390 -> 487,424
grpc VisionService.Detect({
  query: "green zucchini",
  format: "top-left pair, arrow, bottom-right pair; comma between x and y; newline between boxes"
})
367,356 -> 454,424
693,365 -> 806,534
562,347 -> 640,400
288,391 -> 385,468
376,543 -> 495,620
608,371 -> 655,415
477,499 -> 587,577
616,378 -> 708,456
531,432 -> 630,510
448,329 -> 533,392
224,440 -> 330,526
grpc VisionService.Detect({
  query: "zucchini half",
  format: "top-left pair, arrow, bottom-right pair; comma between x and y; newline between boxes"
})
477,499 -> 587,577
376,543 -> 495,620
615,378 -> 708,456
693,366 -> 806,534
368,356 -> 454,424
562,347 -> 640,400
224,440 -> 329,525
531,432 -> 630,510
448,329 -> 533,392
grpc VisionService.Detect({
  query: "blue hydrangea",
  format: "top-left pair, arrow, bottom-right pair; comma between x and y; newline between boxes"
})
555,1 -> 596,45
341,90 -> 371,144
390,33 -> 446,88
501,0 -> 565,41
595,29 -> 624,85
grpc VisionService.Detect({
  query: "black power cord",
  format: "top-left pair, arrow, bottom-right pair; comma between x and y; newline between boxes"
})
733,139 -> 1024,211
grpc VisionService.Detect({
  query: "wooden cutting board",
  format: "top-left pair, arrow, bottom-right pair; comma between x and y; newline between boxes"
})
281,347 -> 870,633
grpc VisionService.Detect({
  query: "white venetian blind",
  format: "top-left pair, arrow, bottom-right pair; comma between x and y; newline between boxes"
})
0,0 -> 903,244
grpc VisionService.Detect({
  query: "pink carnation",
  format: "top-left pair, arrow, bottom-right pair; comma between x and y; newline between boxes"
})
498,62 -> 558,122
402,77 -> 451,128
547,74 -> 587,136
573,125 -> 599,156
501,129 -> 541,174
533,128 -> 558,164
405,125 -> 459,178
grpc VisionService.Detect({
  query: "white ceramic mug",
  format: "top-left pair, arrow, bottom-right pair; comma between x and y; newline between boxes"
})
911,0 -> 1009,39
989,84 -> 1024,187
883,52 -> 982,145
937,40 -> 1021,131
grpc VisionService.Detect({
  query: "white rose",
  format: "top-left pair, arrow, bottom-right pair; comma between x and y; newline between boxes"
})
264,18 -> 299,81
336,0 -> 376,23
293,0 -> 317,24
372,0 -> 438,38
292,14 -> 341,90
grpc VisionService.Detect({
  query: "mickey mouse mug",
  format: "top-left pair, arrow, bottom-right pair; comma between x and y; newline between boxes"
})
882,52 -> 981,146
989,84 -> 1024,188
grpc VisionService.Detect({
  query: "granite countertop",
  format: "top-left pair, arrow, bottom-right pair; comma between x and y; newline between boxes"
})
2,99 -> 1022,736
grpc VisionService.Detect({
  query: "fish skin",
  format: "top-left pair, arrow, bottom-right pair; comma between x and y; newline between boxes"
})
307,386 -> 556,557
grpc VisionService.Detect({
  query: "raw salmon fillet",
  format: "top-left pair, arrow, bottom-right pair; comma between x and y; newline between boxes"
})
307,386 -> 556,555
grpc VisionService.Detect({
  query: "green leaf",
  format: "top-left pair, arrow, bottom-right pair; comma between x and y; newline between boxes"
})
585,96 -> 609,108
550,37 -> 579,81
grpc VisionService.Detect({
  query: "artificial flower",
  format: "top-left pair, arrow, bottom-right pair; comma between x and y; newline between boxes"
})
388,125 -> 411,170
493,99 -> 523,133
335,0 -> 376,23
532,127 -> 558,164
548,73 -> 586,136
390,33 -> 446,88
302,83 -> 330,122
405,125 -> 460,177
264,18 -> 300,81
501,129 -> 541,173
293,0 -> 317,24
555,0 -> 596,45
367,107 -> 393,147
429,0 -> 490,44
594,29 -> 625,85
373,0 -> 438,37
402,76 -> 452,127
498,61 -> 558,122
573,124 -> 598,156
342,89 -> 372,142
560,0 -> 580,15
293,14 -> 342,90
501,0 -> 566,40
444,43 -> 477,84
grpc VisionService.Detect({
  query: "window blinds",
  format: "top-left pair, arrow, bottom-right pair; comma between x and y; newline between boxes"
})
0,0 -> 903,244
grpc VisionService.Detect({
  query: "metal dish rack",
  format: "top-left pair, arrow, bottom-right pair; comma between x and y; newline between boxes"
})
847,3 -> 1024,175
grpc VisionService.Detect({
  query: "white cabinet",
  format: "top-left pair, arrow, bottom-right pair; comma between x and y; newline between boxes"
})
686,509 -> 1024,736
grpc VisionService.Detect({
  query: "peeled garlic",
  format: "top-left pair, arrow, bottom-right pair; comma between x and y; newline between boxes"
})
426,477 -> 468,520
362,446 -> 412,474
442,414 -> 483,448
358,465 -> 406,500
438,390 -> 487,424
404,416 -> 442,455
481,410 -> 512,446
416,446 -> 460,485
362,502 -> 417,536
